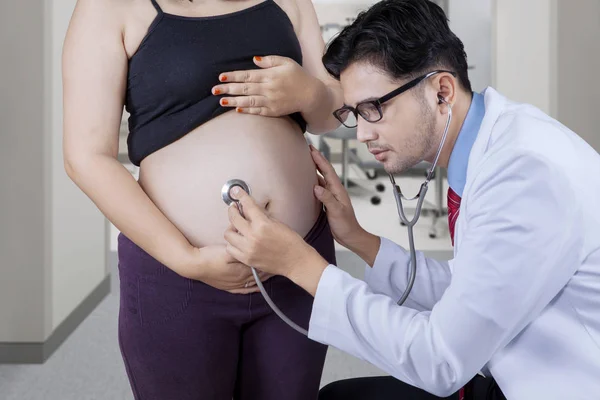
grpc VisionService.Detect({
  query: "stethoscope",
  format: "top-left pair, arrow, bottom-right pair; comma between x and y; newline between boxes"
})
390,96 -> 452,306
221,96 -> 452,334
222,179 -> 310,336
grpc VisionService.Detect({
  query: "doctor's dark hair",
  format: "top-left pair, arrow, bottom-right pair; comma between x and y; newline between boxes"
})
323,0 -> 472,92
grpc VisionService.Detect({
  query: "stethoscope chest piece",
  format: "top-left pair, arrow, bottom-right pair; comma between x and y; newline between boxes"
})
220,177 -> 309,336
221,179 -> 251,206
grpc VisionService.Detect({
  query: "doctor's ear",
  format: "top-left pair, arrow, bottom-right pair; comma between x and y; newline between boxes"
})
437,95 -> 446,105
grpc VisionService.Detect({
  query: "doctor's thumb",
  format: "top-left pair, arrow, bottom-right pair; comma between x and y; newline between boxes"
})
314,185 -> 337,209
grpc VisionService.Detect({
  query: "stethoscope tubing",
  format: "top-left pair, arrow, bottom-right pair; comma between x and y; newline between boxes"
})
390,100 -> 452,306
222,99 -> 452,331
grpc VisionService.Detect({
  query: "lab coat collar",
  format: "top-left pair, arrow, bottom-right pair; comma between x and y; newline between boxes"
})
453,87 -> 510,254
466,87 -> 510,177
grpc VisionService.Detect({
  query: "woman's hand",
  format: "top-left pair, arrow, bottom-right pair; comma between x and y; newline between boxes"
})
212,56 -> 320,117
180,245 -> 272,295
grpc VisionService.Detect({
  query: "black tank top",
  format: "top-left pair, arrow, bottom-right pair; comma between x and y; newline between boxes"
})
124,0 -> 307,166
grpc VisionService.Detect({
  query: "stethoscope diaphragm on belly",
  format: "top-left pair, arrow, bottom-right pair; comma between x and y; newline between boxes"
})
221,179 -> 309,336
222,179 -> 251,206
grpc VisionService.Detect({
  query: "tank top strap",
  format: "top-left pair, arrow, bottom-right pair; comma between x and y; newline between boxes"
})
149,0 -> 163,13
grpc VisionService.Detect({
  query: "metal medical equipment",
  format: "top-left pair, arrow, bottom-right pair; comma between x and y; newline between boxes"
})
390,97 -> 452,305
219,97 -> 452,332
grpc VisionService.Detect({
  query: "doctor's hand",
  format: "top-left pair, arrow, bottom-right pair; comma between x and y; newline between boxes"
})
224,188 -> 329,289
310,145 -> 365,248
212,56 -> 319,117
310,145 -> 381,266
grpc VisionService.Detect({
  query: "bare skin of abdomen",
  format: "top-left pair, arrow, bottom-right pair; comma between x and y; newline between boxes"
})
139,111 -> 320,248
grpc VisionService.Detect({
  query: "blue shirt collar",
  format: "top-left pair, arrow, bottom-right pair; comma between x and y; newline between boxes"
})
447,92 -> 485,197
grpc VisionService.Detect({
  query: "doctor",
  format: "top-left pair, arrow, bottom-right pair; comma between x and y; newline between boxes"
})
224,0 -> 600,399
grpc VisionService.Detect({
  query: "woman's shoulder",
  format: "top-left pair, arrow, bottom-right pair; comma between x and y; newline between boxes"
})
66,0 -> 158,60
272,0 -> 305,31
70,0 -> 136,29
72,0 -> 137,15
74,0 -> 160,28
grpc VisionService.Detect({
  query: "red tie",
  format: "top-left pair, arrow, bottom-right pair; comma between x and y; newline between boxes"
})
447,187 -> 461,246
447,187 -> 471,400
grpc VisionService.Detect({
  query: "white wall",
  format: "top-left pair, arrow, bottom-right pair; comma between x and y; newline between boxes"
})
313,1 -> 378,45
447,0 -> 493,92
493,0 -> 599,153
555,0 -> 600,153
0,0 -> 107,344
0,0 -> 48,342
50,0 -> 107,331
493,0 -> 556,115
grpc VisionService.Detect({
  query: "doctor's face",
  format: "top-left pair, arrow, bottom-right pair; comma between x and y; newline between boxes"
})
339,62 -> 437,174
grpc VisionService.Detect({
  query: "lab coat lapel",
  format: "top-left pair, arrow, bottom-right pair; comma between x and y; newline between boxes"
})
453,87 -> 510,255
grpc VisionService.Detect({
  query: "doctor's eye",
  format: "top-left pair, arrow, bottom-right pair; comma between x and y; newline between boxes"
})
357,102 -> 382,122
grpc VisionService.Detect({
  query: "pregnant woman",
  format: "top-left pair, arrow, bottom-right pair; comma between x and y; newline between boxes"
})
62,0 -> 343,399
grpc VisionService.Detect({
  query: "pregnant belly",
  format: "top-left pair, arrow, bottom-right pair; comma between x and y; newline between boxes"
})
138,112 -> 321,248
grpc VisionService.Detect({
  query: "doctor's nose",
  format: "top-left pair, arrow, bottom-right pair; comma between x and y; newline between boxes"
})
356,120 -> 377,144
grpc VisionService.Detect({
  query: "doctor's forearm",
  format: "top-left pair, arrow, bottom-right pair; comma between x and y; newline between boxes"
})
288,231 -> 379,296
287,231 -> 379,297
346,230 -> 381,268
288,245 -> 330,297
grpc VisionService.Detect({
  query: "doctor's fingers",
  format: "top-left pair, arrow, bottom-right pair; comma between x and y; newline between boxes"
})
228,204 -> 251,235
313,185 -> 343,211
229,189 -> 267,222
310,146 -> 350,202
224,227 -> 248,252
225,235 -> 251,266
317,173 -> 326,188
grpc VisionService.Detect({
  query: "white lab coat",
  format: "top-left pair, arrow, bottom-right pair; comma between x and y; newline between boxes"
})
308,87 -> 600,399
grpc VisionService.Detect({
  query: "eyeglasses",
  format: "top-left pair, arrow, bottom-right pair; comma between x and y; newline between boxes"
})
333,70 -> 457,128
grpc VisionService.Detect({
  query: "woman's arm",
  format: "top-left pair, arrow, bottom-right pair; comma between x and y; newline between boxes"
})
63,0 -> 196,274
292,0 -> 345,134
63,0 -> 243,282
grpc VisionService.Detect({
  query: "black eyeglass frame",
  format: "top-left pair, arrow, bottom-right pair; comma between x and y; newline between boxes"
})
333,70 -> 457,128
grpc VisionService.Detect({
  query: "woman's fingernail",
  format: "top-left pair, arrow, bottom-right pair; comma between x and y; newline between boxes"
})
314,186 -> 323,195
309,144 -> 315,151
231,187 -> 240,196
221,99 -> 229,106
213,88 -> 221,95
220,75 -> 228,82
236,107 -> 244,113
254,56 -> 262,62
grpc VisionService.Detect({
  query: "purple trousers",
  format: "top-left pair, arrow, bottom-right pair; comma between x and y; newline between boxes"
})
117,210 -> 336,400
